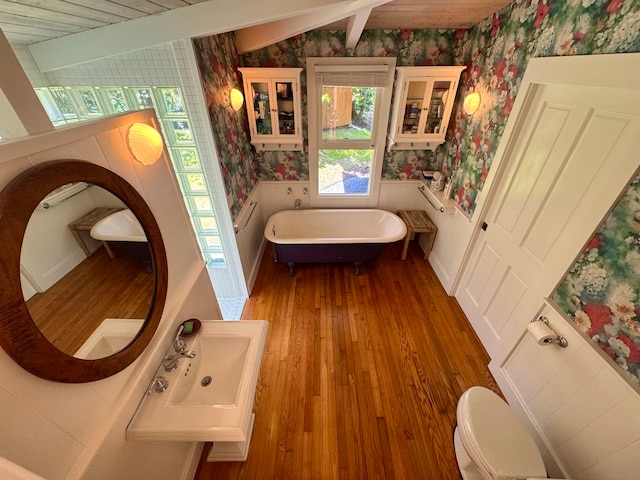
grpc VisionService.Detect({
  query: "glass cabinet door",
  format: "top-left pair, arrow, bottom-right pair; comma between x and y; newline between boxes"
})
275,81 -> 296,136
423,80 -> 452,135
250,81 -> 273,136
401,80 -> 427,136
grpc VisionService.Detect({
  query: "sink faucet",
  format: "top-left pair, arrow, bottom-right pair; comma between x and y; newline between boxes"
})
162,324 -> 196,372
162,350 -> 196,372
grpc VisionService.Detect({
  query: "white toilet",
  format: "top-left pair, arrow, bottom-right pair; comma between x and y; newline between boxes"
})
454,386 -> 554,480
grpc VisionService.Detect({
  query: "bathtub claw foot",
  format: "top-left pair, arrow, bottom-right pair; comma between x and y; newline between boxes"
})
354,262 -> 362,275
287,263 -> 296,276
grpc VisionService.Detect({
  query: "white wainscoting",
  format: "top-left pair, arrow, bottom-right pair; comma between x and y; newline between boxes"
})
234,187 -> 266,294
495,302 -> 640,479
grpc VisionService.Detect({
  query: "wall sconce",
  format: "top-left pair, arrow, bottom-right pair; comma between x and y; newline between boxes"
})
463,92 -> 481,115
228,87 -> 245,112
126,122 -> 164,166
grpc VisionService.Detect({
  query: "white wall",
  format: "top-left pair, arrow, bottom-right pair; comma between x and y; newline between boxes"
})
0,110 -> 221,480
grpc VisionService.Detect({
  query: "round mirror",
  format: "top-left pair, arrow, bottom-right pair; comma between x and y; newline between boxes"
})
22,184 -> 154,359
0,160 -> 168,383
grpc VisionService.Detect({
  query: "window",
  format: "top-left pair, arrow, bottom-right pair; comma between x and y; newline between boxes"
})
307,58 -> 396,207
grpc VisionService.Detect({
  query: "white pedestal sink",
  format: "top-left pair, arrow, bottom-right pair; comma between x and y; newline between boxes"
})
126,320 -> 268,461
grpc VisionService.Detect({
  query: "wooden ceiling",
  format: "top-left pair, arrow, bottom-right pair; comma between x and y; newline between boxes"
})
1,0 -> 512,46
322,0 -> 513,31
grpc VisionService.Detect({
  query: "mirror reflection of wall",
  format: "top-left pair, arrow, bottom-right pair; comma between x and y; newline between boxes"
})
20,184 -> 155,359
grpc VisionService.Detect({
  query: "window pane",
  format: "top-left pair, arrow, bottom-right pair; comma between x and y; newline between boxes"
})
318,149 -> 372,195
74,88 -> 102,115
166,120 -> 193,144
132,88 -> 155,109
196,216 -> 218,233
276,82 -> 296,135
190,196 -> 213,213
182,173 -> 207,193
103,87 -> 129,113
158,87 -> 185,115
174,148 -> 201,170
321,86 -> 376,141
49,88 -> 78,120
424,80 -> 452,134
250,82 -> 272,135
34,89 -> 65,123
402,80 -> 426,135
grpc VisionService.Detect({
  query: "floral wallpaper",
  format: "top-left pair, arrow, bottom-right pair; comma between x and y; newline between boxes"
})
196,1 -> 639,217
553,174 -> 640,387
240,29 -> 456,182
447,0 -> 640,215
193,33 -> 259,218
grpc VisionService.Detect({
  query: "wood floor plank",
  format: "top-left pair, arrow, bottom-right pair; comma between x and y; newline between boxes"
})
195,240 -> 499,479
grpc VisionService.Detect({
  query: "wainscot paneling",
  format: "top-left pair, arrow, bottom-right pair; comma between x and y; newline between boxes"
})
234,186 -> 266,294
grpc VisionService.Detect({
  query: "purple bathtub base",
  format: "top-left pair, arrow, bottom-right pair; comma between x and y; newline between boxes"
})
272,242 -> 388,276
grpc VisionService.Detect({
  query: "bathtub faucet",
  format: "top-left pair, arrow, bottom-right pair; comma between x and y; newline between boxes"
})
295,198 -> 301,209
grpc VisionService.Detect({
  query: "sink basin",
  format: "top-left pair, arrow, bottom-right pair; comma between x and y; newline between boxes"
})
126,320 -> 268,444
168,334 -> 251,407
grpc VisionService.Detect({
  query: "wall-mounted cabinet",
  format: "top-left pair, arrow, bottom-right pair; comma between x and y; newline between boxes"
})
238,67 -> 303,152
387,66 -> 464,151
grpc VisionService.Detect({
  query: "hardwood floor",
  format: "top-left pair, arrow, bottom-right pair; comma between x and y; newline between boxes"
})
26,246 -> 155,355
195,240 -> 500,479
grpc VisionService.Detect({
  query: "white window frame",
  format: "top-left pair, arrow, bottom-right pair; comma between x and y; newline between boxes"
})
306,57 -> 396,208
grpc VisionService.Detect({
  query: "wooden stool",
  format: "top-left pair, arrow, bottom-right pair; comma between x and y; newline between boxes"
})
398,210 -> 437,260
68,207 -> 122,257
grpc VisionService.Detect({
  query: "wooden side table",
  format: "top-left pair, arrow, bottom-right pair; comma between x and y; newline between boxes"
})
68,207 -> 122,257
398,210 -> 438,260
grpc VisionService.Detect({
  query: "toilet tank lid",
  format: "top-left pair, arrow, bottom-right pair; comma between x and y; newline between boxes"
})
457,387 -> 547,478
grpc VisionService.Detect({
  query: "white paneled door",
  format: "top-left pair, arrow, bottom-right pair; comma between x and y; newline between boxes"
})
457,82 -> 640,361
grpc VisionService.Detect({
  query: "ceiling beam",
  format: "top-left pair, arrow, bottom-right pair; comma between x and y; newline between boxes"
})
27,0 -> 350,72
0,29 -> 52,138
345,8 -> 373,49
234,0 -> 390,54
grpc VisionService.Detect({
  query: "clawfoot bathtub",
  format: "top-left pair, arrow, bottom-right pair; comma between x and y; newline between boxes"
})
264,209 -> 407,275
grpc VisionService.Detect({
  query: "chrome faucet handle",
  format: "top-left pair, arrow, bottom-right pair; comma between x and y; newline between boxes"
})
173,324 -> 186,353
147,376 -> 169,395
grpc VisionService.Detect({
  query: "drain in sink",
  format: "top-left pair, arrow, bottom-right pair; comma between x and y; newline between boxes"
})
201,376 -> 212,387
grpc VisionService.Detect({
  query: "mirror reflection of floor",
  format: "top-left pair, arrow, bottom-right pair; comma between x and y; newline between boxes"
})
26,246 -> 155,356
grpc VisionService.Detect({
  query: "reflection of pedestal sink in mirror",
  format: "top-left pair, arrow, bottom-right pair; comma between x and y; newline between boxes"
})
126,320 -> 268,462
75,318 -> 145,360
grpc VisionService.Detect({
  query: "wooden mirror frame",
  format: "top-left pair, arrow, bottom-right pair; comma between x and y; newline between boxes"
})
0,160 -> 168,383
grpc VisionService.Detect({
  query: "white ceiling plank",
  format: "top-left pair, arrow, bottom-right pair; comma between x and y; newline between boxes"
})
0,2 -> 106,29
95,0 -> 168,15
62,0 -> 149,19
0,12 -> 86,34
344,7 -> 372,49
151,0 -> 191,8
28,0 -> 350,71
2,0 -> 128,24
234,0 -> 390,54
